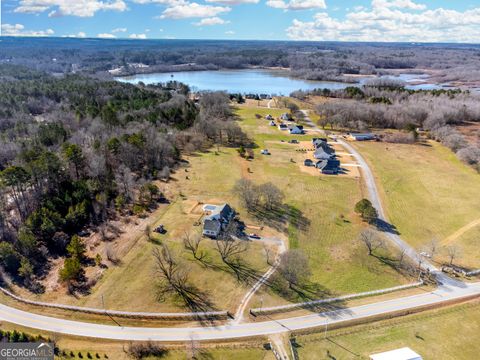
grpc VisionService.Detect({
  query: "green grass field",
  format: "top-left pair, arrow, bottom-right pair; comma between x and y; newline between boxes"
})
236,106 -> 411,306
353,141 -> 480,268
296,301 -> 480,360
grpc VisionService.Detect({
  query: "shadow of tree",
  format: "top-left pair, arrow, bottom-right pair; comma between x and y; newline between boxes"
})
249,204 -> 310,234
375,219 -> 400,235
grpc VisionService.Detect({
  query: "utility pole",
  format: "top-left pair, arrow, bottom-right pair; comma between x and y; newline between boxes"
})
324,317 -> 328,340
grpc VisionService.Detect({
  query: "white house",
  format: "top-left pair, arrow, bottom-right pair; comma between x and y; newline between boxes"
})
202,204 -> 235,238
370,347 -> 423,360
289,125 -> 304,134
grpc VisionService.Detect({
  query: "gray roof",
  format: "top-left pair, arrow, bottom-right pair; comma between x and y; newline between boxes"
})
218,204 -> 234,220
316,159 -> 340,172
314,148 -> 334,160
204,219 -> 221,233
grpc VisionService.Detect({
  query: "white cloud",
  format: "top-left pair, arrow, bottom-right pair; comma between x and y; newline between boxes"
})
160,2 -> 230,19
193,17 -> 229,26
129,33 -> 148,39
204,0 -> 258,4
97,33 -> 116,38
225,30 -> 235,35
14,0 -> 127,17
112,27 -> 127,33
372,0 -> 426,11
1,23 -> 54,37
132,0 -> 185,3
63,31 -> 87,38
286,1 -> 480,43
267,0 -> 326,11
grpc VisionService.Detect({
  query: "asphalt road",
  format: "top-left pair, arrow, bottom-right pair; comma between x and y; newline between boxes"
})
0,279 -> 477,341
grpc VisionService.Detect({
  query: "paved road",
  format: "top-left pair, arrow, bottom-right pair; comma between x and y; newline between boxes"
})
0,279 -> 477,341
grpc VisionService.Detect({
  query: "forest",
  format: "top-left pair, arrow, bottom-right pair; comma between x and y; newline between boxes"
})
2,37 -> 480,84
0,64 -> 247,292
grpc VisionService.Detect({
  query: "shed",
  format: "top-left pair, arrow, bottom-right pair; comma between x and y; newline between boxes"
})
370,347 -> 422,360
349,133 -> 376,141
304,159 -> 314,167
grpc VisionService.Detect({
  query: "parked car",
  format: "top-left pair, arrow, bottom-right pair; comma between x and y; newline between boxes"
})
155,225 -> 167,234
248,233 -> 261,239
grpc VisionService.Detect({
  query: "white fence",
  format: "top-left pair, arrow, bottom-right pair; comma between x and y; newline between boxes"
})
250,281 -> 423,316
0,286 -> 230,320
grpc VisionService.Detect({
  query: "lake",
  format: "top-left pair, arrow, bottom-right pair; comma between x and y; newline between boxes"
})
116,69 -> 443,94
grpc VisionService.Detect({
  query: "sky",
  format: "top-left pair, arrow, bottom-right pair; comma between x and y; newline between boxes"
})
1,0 -> 480,43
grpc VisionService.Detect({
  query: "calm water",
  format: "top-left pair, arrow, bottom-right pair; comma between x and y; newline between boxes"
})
116,69 -> 442,94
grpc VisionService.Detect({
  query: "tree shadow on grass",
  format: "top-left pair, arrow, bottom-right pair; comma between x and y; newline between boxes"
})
223,258 -> 263,285
375,219 -> 400,235
249,204 -> 310,234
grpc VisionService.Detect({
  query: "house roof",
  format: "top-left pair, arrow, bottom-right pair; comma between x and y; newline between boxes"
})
370,347 -> 422,360
204,219 -> 221,233
317,159 -> 340,171
218,203 -> 234,219
350,133 -> 375,138
314,148 -> 334,159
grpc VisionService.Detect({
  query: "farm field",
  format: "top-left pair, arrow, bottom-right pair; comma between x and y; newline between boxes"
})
353,141 -> 480,269
296,300 -> 480,360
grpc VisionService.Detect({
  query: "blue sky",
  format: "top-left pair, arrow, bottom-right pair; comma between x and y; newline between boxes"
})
1,0 -> 480,42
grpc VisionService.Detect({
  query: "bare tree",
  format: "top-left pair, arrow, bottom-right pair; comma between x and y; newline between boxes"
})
445,245 -> 461,266
215,239 -> 248,264
263,244 -> 275,266
105,243 -> 119,265
427,239 -> 439,259
258,182 -> 284,210
398,248 -> 407,267
233,178 -> 260,210
152,245 -> 190,301
358,229 -> 384,256
278,249 -> 311,289
183,232 -> 205,261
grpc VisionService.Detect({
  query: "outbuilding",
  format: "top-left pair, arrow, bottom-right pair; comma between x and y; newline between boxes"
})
370,347 -> 422,360
348,133 -> 376,141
